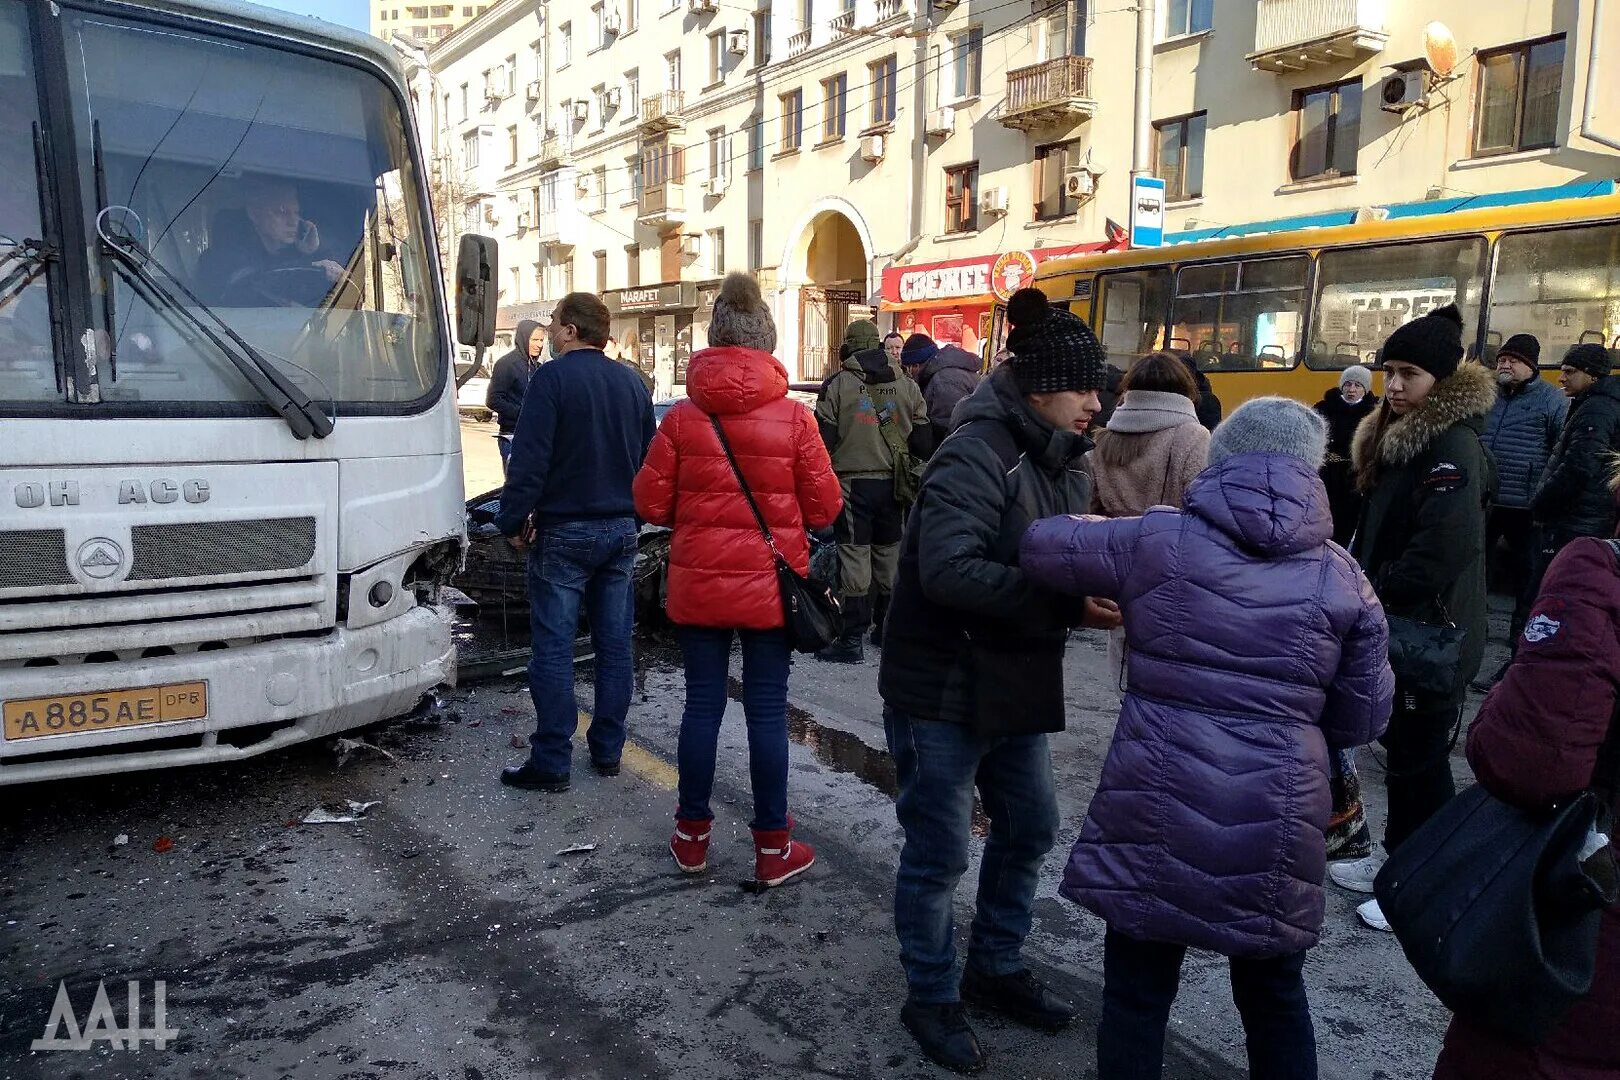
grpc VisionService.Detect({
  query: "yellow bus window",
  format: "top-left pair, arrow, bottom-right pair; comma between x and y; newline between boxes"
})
1489,224 -> 1620,368
1308,237 -> 1487,370
1096,268 -> 1172,372
1170,256 -> 1307,373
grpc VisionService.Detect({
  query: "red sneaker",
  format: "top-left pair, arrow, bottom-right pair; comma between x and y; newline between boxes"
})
752,822 -> 816,887
670,818 -> 711,874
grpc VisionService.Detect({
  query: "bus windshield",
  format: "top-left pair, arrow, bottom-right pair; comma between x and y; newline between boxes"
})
0,2 -> 442,412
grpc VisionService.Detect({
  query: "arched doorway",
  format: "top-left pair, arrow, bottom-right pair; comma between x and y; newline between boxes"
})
779,200 -> 873,382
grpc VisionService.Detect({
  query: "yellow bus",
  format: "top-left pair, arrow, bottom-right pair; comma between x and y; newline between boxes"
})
1017,186 -> 1620,410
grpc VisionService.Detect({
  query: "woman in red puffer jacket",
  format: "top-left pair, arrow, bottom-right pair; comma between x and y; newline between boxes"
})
633,272 -> 842,889
1432,466 -> 1620,1080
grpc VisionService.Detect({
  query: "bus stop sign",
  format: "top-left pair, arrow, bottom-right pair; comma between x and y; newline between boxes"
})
1131,176 -> 1167,248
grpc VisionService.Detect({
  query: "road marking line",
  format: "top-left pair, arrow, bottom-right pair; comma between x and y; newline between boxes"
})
574,711 -> 678,791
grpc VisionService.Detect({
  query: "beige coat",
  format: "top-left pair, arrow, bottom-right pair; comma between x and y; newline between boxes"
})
1087,391 -> 1211,517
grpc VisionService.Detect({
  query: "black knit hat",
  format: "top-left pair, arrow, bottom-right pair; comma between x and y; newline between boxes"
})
1499,333 -> 1541,365
1003,288 -> 1108,394
1380,303 -> 1465,379
1563,342 -> 1614,378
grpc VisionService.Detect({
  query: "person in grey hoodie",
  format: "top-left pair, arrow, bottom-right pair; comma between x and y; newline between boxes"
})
486,319 -> 543,472
907,338 -> 982,434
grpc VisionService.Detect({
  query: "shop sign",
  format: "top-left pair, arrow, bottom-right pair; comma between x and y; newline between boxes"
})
896,262 -> 993,303
823,288 -> 865,305
605,282 -> 697,314
989,251 -> 1038,302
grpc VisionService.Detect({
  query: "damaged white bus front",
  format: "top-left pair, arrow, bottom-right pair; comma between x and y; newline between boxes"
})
0,0 -> 498,782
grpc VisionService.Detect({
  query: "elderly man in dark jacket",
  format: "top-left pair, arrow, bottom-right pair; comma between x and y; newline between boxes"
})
907,339 -> 982,433
1531,344 -> 1620,568
1480,334 -> 1565,654
486,319 -> 542,472
878,288 -> 1119,1075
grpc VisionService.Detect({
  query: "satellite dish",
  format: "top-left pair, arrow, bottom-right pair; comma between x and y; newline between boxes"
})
1424,21 -> 1459,77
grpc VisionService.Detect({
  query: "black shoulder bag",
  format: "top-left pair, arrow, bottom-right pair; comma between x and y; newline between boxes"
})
1385,599 -> 1468,699
1374,539 -> 1620,1046
710,416 -> 844,653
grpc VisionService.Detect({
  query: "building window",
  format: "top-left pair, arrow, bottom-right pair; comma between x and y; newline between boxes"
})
596,250 -> 608,292
558,22 -> 572,67
1154,111 -> 1206,202
506,54 -> 517,97
1037,0 -> 1085,59
708,229 -> 726,274
666,49 -> 682,91
507,125 -> 519,166
594,165 -> 608,211
781,90 -> 803,151
592,2 -> 606,50
754,11 -> 771,66
1164,0 -> 1212,38
821,74 -> 847,140
949,28 -> 982,100
869,55 -> 897,127
624,0 -> 639,32
944,163 -> 978,234
1034,138 -> 1083,220
747,114 -> 765,171
463,201 -> 480,233
748,219 -> 763,270
626,244 -> 640,287
1292,78 -> 1361,181
459,82 -> 469,120
625,70 -> 640,118
1475,36 -> 1566,156
462,130 -> 480,169
641,138 -> 686,186
627,153 -> 643,204
707,127 -> 730,181
708,31 -> 726,85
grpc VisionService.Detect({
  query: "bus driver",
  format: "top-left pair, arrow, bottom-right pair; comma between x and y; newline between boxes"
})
197,177 -> 347,307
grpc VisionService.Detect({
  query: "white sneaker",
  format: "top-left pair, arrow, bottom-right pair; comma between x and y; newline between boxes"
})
1357,898 -> 1392,932
1327,851 -> 1386,894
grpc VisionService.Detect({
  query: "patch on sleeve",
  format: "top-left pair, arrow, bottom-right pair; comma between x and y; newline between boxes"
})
1522,613 -> 1563,644
1422,461 -> 1468,493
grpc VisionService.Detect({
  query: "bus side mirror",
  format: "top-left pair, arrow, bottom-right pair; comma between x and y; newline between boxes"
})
455,234 -> 498,348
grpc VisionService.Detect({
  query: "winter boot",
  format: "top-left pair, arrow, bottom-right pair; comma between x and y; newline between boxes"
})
670,818 -> 712,874
815,633 -> 865,665
869,592 -> 891,648
752,822 -> 816,886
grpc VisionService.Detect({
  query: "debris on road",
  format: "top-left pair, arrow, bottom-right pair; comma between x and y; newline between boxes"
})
152,836 -> 174,853
112,834 -> 129,847
509,734 -> 526,749
334,737 -> 396,768
555,842 -> 596,856
302,800 -> 382,824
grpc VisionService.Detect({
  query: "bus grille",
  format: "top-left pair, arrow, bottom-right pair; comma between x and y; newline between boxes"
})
129,517 -> 317,581
0,530 -> 75,589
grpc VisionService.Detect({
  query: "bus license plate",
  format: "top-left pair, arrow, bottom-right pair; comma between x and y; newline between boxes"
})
3,682 -> 209,740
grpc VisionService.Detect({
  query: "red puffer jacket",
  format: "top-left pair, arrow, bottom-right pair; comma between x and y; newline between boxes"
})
1433,536 -> 1620,1080
633,346 -> 842,630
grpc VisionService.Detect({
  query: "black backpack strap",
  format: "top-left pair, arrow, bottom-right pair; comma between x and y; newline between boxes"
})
710,415 -> 780,559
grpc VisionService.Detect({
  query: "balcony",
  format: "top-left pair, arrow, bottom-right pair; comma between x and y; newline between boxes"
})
999,56 -> 1096,132
638,180 -> 688,229
787,27 -> 812,57
873,0 -> 903,20
830,9 -> 853,33
639,90 -> 686,134
537,135 -> 569,171
1248,0 -> 1388,73
533,206 -> 581,249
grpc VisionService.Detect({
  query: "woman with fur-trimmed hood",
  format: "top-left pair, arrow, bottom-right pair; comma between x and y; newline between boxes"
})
1326,304 -> 1498,933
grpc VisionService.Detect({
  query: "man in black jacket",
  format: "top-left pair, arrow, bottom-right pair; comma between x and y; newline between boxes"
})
879,288 -> 1119,1074
1528,343 -> 1620,598
486,319 -> 542,473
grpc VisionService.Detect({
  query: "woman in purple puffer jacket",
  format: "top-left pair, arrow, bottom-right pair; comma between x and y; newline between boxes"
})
1021,397 -> 1395,1080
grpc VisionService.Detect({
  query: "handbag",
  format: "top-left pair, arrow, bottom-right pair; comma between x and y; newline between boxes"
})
1385,601 -> 1468,698
859,382 -> 924,506
710,416 -> 844,653
1374,539 -> 1620,1046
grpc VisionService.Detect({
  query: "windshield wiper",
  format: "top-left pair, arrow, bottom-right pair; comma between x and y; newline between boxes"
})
95,207 -> 333,440
0,237 -> 53,314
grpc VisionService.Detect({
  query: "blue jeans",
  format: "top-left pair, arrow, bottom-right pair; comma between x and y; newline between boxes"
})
676,626 -> 792,831
525,517 -> 637,775
497,435 -> 513,473
884,706 -> 1060,1004
1098,928 -> 1316,1080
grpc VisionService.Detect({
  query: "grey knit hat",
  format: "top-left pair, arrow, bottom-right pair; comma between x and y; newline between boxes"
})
707,272 -> 776,352
1338,365 -> 1373,392
1208,396 -> 1328,469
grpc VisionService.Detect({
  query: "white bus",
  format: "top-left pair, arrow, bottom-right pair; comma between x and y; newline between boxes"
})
0,0 -> 498,782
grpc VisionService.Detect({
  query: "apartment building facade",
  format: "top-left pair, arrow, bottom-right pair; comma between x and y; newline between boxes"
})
373,1 -> 492,44
405,0 -> 1620,391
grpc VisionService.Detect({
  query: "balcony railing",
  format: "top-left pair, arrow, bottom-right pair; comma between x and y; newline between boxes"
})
533,207 -> 580,248
1249,0 -> 1388,72
830,9 -> 854,33
873,0 -> 903,21
787,27 -> 812,56
637,180 -> 687,229
537,135 -> 568,170
999,56 -> 1096,131
639,90 -> 686,133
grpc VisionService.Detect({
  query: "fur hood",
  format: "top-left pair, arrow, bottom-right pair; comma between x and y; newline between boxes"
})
1351,362 -> 1496,479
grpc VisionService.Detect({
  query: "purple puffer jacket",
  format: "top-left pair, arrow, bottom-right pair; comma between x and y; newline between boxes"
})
1020,453 -> 1394,958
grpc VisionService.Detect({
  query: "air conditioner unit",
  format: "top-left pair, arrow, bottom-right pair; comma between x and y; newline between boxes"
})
728,29 -> 750,55
932,0 -> 959,9
604,87 -> 622,109
526,80 -> 543,103
485,90 -> 505,107
543,120 -> 560,137
517,210 -> 533,229
704,174 -> 728,196
1380,70 -> 1425,113
925,107 -> 955,137
688,0 -> 717,13
576,175 -> 593,198
1064,169 -> 1096,200
571,99 -> 590,122
483,204 -> 498,225
860,134 -> 885,162
979,186 -> 1009,216
604,8 -> 622,33
679,234 -> 702,257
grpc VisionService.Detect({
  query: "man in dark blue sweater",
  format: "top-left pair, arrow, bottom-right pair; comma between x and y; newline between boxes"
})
495,292 -> 656,792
